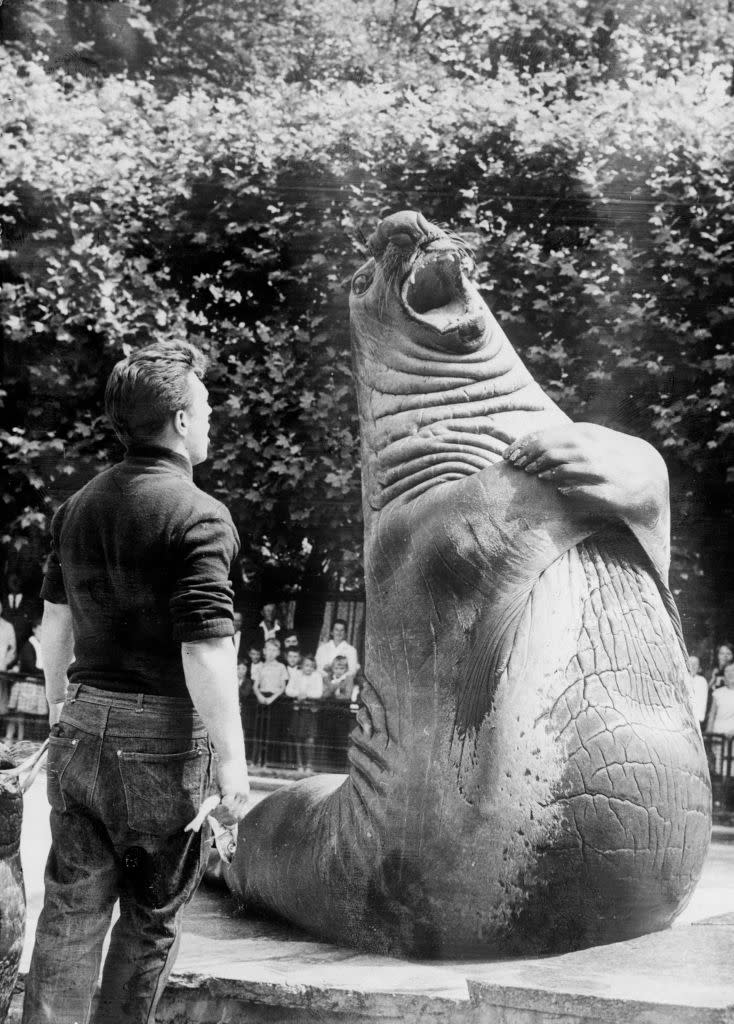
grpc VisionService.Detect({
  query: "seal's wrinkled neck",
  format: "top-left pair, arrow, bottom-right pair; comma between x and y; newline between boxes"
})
349,216 -> 564,512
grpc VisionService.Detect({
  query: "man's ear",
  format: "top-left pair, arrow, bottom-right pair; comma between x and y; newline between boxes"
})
173,408 -> 188,437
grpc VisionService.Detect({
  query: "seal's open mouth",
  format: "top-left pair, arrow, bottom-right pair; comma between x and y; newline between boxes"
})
401,248 -> 483,344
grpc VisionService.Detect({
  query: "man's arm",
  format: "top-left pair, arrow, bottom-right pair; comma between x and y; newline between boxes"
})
181,637 -> 250,822
41,600 -> 74,726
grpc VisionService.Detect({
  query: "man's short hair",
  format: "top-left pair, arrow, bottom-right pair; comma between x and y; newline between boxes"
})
105,341 -> 208,446
333,618 -> 347,630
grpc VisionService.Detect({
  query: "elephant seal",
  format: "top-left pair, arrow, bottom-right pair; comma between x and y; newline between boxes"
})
225,211 -> 711,958
0,744 -> 37,1021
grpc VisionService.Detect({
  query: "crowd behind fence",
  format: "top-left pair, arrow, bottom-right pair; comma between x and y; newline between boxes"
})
0,670 -> 359,772
241,693 -> 357,773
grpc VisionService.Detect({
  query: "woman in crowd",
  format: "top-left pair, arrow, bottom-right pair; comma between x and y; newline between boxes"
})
705,662 -> 734,776
688,655 -> 709,733
709,642 -> 734,692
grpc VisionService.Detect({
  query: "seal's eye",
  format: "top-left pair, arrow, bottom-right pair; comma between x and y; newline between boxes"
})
352,272 -> 372,296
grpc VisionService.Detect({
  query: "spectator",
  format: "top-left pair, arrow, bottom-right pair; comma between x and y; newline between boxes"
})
284,646 -> 301,685
5,616 -> 47,741
237,661 -> 252,701
256,602 -> 281,647
252,637 -> 288,765
283,631 -> 300,653
247,644 -> 263,683
240,644 -> 262,765
324,654 -> 353,702
3,573 -> 33,658
688,655 -> 709,732
232,611 -> 244,660
706,663 -> 734,775
315,619 -> 360,679
285,652 -> 323,771
707,663 -> 734,735
18,616 -> 44,674
710,643 -> 734,692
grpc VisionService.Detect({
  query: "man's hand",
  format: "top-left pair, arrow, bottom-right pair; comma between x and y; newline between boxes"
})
215,758 -> 251,824
181,636 -> 250,822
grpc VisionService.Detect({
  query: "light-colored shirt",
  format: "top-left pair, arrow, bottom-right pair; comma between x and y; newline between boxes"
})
254,660 -> 288,698
250,661 -> 263,687
689,672 -> 708,723
0,617 -> 15,670
28,635 -> 43,671
285,670 -> 323,700
709,687 -> 734,736
315,639 -> 359,675
259,619 -> 281,641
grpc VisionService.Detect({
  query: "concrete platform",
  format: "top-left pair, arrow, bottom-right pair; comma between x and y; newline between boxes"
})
9,775 -> 734,1023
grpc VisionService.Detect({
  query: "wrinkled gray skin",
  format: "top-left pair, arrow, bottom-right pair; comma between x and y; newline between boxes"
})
226,211 -> 711,958
0,753 -> 25,1021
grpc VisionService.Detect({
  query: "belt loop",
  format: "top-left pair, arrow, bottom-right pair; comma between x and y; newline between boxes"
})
66,682 -> 80,703
135,693 -> 144,714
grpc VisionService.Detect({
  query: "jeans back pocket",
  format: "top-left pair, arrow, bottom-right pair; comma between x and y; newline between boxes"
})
46,733 -> 80,813
117,747 -> 206,835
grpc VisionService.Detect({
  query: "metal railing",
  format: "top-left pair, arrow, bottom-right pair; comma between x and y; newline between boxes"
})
704,733 -> 734,813
241,695 -> 357,773
0,670 -> 50,742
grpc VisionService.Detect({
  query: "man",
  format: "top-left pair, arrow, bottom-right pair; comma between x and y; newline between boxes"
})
255,601 -> 281,646
23,341 -> 251,1024
314,619 -> 360,679
3,573 -> 32,662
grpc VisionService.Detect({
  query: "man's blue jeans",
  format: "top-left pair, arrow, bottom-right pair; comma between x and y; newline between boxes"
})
22,684 -> 214,1024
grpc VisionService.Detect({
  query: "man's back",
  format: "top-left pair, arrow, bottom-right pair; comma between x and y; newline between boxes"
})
45,443 -> 238,696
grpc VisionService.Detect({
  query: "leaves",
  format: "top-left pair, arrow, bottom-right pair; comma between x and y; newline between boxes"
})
1,3 -> 733,625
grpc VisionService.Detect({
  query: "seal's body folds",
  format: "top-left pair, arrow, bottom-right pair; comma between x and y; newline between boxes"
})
0,756 -> 26,1018
226,211 -> 710,957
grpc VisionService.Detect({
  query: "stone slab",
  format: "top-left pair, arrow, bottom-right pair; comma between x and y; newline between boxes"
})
11,775 -> 734,1024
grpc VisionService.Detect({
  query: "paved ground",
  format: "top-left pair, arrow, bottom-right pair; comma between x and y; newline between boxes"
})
13,774 -> 734,1023
19,773 -> 734,966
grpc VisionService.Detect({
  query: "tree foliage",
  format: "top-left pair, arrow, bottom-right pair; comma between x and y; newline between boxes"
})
1,1 -> 733,637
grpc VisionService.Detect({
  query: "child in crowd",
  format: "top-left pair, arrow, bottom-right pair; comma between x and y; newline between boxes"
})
246,645 -> 263,688
283,646 -> 302,768
706,663 -> 734,775
252,638 -> 289,766
688,655 -> 709,732
253,639 -> 288,705
237,661 -> 251,701
325,654 -> 353,702
707,663 -> 734,734
284,645 -> 302,686
240,644 -> 263,765
285,654 -> 323,772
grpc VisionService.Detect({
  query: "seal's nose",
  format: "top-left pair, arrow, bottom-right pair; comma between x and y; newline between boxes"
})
367,211 -> 438,257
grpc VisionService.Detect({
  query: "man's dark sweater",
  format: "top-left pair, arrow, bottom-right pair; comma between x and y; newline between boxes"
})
41,444 -> 240,698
